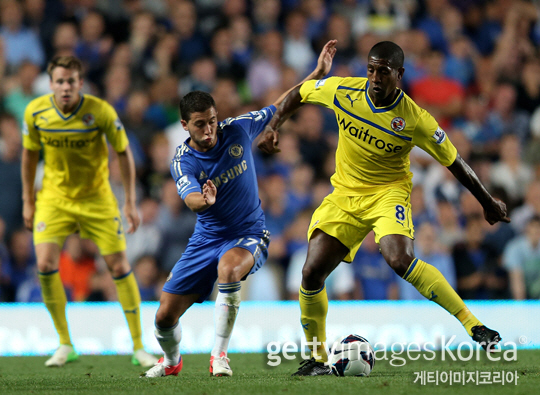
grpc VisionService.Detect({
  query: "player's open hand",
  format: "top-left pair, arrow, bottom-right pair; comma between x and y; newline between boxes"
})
484,198 -> 511,225
315,39 -> 338,78
22,200 -> 35,231
124,202 -> 140,234
257,126 -> 280,154
202,179 -> 217,206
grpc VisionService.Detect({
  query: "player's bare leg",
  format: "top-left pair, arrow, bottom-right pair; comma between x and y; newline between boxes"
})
103,251 -> 157,367
293,230 -> 348,376
380,234 -> 501,350
36,242 -> 79,367
144,292 -> 199,377
209,247 -> 254,377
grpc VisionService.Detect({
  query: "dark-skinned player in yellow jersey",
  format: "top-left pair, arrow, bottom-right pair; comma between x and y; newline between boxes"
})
258,41 -> 510,376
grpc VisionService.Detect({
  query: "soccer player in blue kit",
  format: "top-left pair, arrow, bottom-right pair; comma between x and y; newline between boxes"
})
144,40 -> 337,378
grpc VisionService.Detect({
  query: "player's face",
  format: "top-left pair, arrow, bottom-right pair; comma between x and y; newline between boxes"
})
50,67 -> 83,113
366,57 -> 404,106
182,107 -> 219,152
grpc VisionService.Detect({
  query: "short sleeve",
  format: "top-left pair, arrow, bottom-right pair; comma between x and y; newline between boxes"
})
220,105 -> 276,141
299,77 -> 343,109
101,101 -> 129,152
170,153 -> 200,200
22,105 -> 41,151
411,110 -> 457,166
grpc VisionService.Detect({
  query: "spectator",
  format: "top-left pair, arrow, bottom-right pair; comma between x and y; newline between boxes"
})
352,232 -> 398,300
58,235 -> 98,302
511,181 -> 540,234
0,0 -> 44,72
0,113 -> 23,236
400,222 -> 456,300
133,255 -> 161,301
489,134 -> 533,208
411,50 -> 465,130
3,62 -> 39,125
503,216 -> 540,299
156,179 -> 197,272
283,10 -> 315,76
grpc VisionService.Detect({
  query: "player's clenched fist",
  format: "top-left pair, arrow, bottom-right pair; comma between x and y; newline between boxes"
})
202,180 -> 217,206
257,126 -> 280,154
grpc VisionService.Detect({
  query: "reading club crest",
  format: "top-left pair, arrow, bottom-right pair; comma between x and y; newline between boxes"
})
82,113 -> 95,126
391,117 -> 405,132
36,221 -> 46,232
229,144 -> 243,158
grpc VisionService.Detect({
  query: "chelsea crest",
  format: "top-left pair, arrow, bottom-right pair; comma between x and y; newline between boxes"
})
228,144 -> 243,158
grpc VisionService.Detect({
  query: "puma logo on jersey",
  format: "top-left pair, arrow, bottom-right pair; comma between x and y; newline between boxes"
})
346,93 -> 359,107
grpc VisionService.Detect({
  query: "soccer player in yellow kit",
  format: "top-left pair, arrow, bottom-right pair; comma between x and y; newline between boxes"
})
21,56 -> 157,367
258,41 -> 510,376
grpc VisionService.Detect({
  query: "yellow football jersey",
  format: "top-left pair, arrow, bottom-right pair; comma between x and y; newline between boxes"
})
300,77 -> 457,195
22,93 -> 129,200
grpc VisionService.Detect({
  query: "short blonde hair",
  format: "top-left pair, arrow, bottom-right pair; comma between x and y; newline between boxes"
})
47,56 -> 83,79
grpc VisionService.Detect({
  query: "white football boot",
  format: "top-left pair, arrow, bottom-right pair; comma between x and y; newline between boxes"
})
45,345 -> 78,367
210,352 -> 233,377
143,357 -> 183,377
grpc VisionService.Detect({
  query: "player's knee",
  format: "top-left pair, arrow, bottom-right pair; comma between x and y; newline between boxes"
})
155,308 -> 179,328
217,262 -> 244,283
36,256 -> 58,273
301,263 -> 326,290
386,254 -> 415,277
104,252 -> 130,278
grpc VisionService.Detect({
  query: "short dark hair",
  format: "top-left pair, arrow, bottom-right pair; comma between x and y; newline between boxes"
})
179,91 -> 216,122
47,56 -> 84,79
368,41 -> 404,69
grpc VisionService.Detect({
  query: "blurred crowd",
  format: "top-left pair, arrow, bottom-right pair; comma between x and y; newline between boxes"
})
1,0 -> 540,303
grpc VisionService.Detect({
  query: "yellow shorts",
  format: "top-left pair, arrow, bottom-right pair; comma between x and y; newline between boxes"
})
307,187 -> 414,262
33,194 -> 126,255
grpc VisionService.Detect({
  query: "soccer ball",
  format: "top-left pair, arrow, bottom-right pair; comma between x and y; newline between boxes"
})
328,334 -> 375,377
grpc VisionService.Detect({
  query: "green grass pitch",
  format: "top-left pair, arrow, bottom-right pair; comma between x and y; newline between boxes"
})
0,351 -> 538,395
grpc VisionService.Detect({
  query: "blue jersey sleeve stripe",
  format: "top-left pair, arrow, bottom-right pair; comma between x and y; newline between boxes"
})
333,96 -> 412,141
32,107 -> 54,117
35,126 -> 99,133
337,86 -> 366,92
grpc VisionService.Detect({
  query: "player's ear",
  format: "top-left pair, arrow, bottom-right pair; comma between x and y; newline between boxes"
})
181,119 -> 188,130
397,67 -> 405,81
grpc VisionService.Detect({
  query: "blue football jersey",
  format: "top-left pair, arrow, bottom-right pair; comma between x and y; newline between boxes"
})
170,105 -> 276,237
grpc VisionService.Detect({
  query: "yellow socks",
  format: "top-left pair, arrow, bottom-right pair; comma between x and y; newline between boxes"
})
403,258 -> 482,336
114,271 -> 143,351
39,271 -> 72,345
455,306 -> 482,336
299,285 -> 328,362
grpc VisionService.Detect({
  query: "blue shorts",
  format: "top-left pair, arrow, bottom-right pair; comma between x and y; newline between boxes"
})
162,230 -> 270,303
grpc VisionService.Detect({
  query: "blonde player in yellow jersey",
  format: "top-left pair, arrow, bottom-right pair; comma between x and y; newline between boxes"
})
259,41 -> 510,376
21,56 -> 158,368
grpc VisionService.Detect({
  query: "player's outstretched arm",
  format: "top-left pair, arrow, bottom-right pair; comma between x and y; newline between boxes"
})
258,40 -> 337,154
116,146 -> 140,233
184,180 -> 217,213
447,153 -> 511,225
21,148 -> 40,231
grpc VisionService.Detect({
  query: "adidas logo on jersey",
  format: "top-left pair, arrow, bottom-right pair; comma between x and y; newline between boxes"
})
199,171 -> 208,180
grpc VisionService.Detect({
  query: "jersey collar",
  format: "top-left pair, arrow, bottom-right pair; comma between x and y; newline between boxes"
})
50,94 -> 85,121
364,82 -> 404,113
